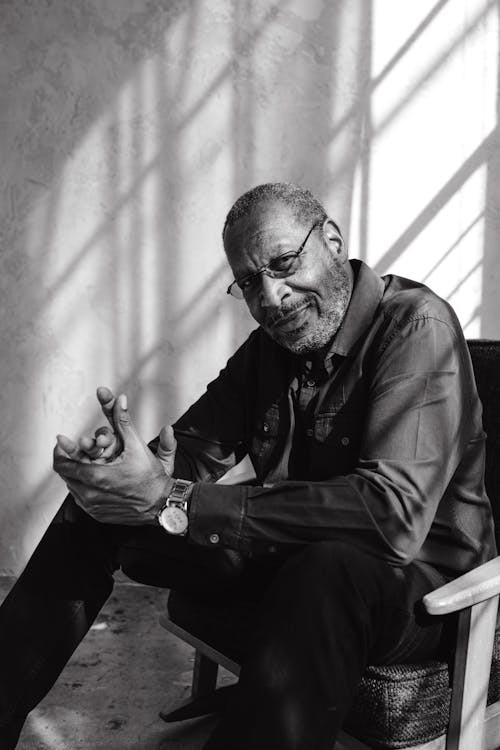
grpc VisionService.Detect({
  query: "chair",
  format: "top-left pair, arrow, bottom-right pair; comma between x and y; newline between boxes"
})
159,339 -> 500,750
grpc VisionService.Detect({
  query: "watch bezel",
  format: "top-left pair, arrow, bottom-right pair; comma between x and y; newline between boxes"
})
158,504 -> 189,535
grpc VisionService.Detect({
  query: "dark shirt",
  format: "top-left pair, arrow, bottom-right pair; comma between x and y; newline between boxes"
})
170,260 -> 496,578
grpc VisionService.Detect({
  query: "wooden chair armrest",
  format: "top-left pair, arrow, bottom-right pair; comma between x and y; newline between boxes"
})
423,556 -> 500,616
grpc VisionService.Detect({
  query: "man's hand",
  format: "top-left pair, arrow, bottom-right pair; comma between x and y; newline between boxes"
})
53,389 -> 177,525
74,387 -> 123,463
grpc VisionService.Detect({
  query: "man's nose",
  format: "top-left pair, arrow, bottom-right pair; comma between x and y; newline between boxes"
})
259,273 -> 288,308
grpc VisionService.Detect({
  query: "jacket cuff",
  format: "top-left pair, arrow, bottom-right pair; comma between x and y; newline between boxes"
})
188,482 -> 247,550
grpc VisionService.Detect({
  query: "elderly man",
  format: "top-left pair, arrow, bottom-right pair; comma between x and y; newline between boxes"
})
0,183 -> 495,749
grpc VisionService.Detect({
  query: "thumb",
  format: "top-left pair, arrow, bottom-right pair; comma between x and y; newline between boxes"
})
157,425 -> 177,476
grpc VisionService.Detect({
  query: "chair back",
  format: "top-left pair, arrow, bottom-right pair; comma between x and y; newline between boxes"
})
467,339 -> 500,548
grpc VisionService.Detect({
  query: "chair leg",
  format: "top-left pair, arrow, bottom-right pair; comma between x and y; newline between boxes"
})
445,597 -> 499,750
192,650 -> 219,698
160,648 -> 237,723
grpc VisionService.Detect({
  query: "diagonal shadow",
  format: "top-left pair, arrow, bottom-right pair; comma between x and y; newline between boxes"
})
421,213 -> 484,284
480,0 -> 500,336
446,259 -> 483,303
328,0 -> 454,146
371,0 -> 496,141
373,127 -> 500,273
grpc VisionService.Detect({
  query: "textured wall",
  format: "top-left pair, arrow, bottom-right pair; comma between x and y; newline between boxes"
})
1,0 -> 499,573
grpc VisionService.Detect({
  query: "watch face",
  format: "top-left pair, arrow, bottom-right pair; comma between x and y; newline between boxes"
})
159,506 -> 188,535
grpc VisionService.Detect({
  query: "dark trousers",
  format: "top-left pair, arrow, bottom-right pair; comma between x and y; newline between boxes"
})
0,496 -> 449,750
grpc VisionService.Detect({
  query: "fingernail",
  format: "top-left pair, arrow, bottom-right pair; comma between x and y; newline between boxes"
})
119,394 -> 128,410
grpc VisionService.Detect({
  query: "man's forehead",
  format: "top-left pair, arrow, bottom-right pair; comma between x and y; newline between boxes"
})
224,201 -> 301,249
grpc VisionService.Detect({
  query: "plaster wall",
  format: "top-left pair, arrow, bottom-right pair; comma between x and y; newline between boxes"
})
1,0 -> 499,573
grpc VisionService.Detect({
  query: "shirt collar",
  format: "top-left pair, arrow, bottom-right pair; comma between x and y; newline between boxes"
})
265,260 -> 385,377
324,259 -> 385,362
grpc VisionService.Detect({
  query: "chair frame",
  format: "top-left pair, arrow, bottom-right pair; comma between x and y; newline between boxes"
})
160,558 -> 500,749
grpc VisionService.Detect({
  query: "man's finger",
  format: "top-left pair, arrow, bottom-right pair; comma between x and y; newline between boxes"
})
55,434 -> 80,459
76,427 -> 118,462
96,386 -> 117,430
83,441 -> 107,461
95,425 -> 114,439
157,425 -> 177,475
95,430 -> 117,449
111,394 -> 135,445
54,436 -> 91,474
79,435 -> 97,453
94,428 -> 120,462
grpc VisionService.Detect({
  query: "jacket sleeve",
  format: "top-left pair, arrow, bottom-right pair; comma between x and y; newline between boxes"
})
187,316 -> 483,566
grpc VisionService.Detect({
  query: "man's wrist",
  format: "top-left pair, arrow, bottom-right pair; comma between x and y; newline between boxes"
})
156,478 -> 194,535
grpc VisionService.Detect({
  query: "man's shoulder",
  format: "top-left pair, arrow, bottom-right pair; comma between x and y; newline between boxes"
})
379,273 -> 461,334
228,326 -> 285,369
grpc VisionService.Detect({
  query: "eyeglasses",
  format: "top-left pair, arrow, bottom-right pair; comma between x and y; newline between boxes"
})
226,221 -> 321,300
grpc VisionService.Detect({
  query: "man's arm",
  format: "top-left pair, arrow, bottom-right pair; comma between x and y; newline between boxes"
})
52,335 -> 251,525
52,319 -> 487,570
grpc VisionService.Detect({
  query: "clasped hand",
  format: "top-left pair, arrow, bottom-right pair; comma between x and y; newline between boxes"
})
53,386 -> 176,525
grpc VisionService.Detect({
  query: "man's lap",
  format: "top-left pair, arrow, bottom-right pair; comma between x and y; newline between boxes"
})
46,495 -> 447,666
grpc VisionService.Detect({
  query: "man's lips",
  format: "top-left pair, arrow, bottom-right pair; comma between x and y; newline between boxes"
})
268,303 -> 311,332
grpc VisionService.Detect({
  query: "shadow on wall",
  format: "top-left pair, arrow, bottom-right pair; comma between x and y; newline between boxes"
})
366,0 -> 500,340
0,0 -> 499,572
372,0 -> 500,338
482,1 -> 500,338
1,1 -> 200,570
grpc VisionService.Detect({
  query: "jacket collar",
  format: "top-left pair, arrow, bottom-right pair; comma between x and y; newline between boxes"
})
324,259 -> 385,361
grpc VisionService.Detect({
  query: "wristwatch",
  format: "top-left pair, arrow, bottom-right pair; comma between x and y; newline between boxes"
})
157,479 -> 193,535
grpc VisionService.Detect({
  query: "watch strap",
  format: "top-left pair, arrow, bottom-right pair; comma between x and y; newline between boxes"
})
164,478 -> 193,512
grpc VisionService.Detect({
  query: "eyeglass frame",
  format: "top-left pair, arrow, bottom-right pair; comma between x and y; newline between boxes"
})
226,219 -> 326,299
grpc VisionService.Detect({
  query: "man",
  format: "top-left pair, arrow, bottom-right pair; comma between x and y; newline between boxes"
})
0,183 -> 495,749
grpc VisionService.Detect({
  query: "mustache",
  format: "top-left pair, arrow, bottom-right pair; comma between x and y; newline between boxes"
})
265,301 -> 311,328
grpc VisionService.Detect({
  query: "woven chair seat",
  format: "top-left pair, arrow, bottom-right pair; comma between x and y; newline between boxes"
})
168,591 -> 500,749
344,629 -> 499,748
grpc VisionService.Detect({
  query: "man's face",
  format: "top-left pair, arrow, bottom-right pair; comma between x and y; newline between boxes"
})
224,202 -> 353,355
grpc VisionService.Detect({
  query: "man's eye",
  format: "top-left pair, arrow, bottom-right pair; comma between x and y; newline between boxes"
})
271,253 -> 298,274
239,276 -> 255,292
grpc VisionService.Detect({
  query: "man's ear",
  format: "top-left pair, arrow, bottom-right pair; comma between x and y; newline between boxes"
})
322,218 -> 347,260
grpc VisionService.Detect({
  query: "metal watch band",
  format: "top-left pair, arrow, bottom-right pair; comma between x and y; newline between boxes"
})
165,478 -> 193,512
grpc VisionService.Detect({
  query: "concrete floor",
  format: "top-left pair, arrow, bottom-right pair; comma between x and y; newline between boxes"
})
0,574 -> 234,750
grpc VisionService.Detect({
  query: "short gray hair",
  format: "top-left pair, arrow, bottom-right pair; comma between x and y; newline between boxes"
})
222,182 -> 338,238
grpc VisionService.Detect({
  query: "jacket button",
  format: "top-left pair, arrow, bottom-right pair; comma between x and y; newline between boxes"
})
341,436 -> 350,446
209,533 -> 220,544
263,423 -> 270,433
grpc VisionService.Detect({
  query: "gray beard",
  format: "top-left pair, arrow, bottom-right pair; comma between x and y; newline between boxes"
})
270,303 -> 346,354
266,267 -> 352,355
